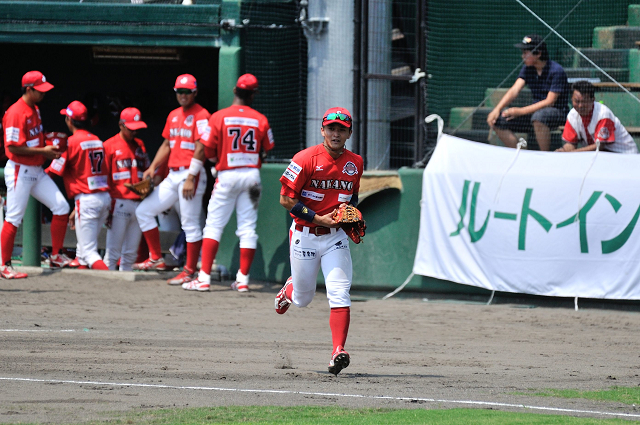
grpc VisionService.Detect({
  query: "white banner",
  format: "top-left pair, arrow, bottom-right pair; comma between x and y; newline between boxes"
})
414,134 -> 640,300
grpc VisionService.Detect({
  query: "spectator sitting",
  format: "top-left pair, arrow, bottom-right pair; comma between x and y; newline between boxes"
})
487,34 -> 570,151
556,80 -> 638,153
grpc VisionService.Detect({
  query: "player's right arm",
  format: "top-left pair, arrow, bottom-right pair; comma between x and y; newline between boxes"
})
143,138 -> 171,180
279,194 -> 339,228
8,144 -> 61,160
487,78 -> 526,126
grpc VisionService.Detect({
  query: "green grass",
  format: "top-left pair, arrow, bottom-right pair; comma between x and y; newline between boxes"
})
78,406 -> 632,425
525,386 -> 640,405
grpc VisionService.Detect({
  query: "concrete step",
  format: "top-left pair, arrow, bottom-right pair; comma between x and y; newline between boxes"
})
593,26 -> 640,49
448,107 -> 492,131
484,87 -> 532,109
566,68 -> 629,82
572,48 -> 629,68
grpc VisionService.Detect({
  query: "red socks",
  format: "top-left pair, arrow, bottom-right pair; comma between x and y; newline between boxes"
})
1,222 -> 17,265
185,239 -> 202,272
329,307 -> 350,351
142,227 -> 162,260
199,238 -> 219,275
50,214 -> 68,256
239,248 -> 256,275
136,236 -> 149,263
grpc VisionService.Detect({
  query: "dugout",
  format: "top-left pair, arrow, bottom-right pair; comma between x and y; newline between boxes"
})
0,1 -> 227,157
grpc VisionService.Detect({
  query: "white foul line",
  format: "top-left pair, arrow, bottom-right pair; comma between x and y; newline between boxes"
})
0,376 -> 638,418
0,329 -> 76,332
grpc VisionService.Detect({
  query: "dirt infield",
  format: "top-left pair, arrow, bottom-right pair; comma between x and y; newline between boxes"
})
1,268 -> 639,423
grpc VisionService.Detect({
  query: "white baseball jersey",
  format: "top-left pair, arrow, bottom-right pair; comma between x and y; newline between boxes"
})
562,102 -> 638,153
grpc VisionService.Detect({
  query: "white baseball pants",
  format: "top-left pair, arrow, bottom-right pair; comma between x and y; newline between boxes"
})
104,198 -> 142,271
74,192 -> 110,267
4,160 -> 70,227
289,222 -> 352,309
203,167 -> 261,248
136,168 -> 206,243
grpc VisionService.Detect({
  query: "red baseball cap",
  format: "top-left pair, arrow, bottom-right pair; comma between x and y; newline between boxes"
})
120,107 -> 147,131
174,74 -> 197,90
236,73 -> 258,91
60,101 -> 88,121
22,71 -> 54,92
322,107 -> 352,128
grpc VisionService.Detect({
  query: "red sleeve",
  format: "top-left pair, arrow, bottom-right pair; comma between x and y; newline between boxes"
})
200,114 -> 218,148
46,150 -> 68,176
161,112 -> 172,140
561,121 -> 578,144
2,109 -> 25,146
593,118 -> 616,143
262,118 -> 274,153
279,155 -> 308,195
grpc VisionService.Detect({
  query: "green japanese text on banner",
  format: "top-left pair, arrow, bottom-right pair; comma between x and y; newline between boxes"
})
413,134 -> 640,300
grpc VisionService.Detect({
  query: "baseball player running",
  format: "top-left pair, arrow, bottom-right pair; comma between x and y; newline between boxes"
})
47,101 -> 110,270
133,74 -> 210,285
103,108 -> 150,271
1,71 -> 71,279
275,107 -> 363,376
183,74 -> 275,292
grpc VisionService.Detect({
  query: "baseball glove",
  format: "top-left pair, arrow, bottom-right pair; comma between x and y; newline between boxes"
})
124,178 -> 154,200
332,204 -> 366,244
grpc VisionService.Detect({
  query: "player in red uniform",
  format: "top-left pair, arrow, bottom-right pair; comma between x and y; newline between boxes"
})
275,107 -> 363,375
47,101 -> 110,270
182,74 -> 275,292
103,108 -> 151,271
1,71 -> 71,279
133,74 -> 210,285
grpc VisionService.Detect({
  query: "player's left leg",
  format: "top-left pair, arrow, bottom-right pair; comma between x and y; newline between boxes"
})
321,233 -> 353,375
192,169 -> 237,290
75,193 -> 110,270
119,201 -> 143,271
231,170 -> 261,292
172,168 -> 206,286
31,169 -> 72,266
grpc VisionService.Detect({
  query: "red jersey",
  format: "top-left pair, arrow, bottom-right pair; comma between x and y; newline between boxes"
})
280,144 -> 363,227
201,105 -> 274,171
103,133 -> 150,200
161,103 -> 210,169
2,97 -> 45,166
47,129 -> 109,198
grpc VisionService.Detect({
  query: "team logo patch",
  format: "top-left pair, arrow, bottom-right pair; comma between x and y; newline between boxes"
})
184,115 -> 194,126
597,127 -> 610,141
342,161 -> 358,176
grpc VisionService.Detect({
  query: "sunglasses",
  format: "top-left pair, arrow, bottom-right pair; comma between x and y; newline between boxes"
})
323,112 -> 351,123
175,89 -> 195,95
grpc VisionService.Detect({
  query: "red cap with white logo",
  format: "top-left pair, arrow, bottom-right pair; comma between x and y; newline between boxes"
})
22,71 -> 54,92
60,101 -> 88,121
174,74 -> 197,90
120,107 -> 147,131
322,107 -> 352,128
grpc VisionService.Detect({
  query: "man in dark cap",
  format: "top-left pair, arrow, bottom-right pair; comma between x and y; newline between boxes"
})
487,34 -> 570,151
